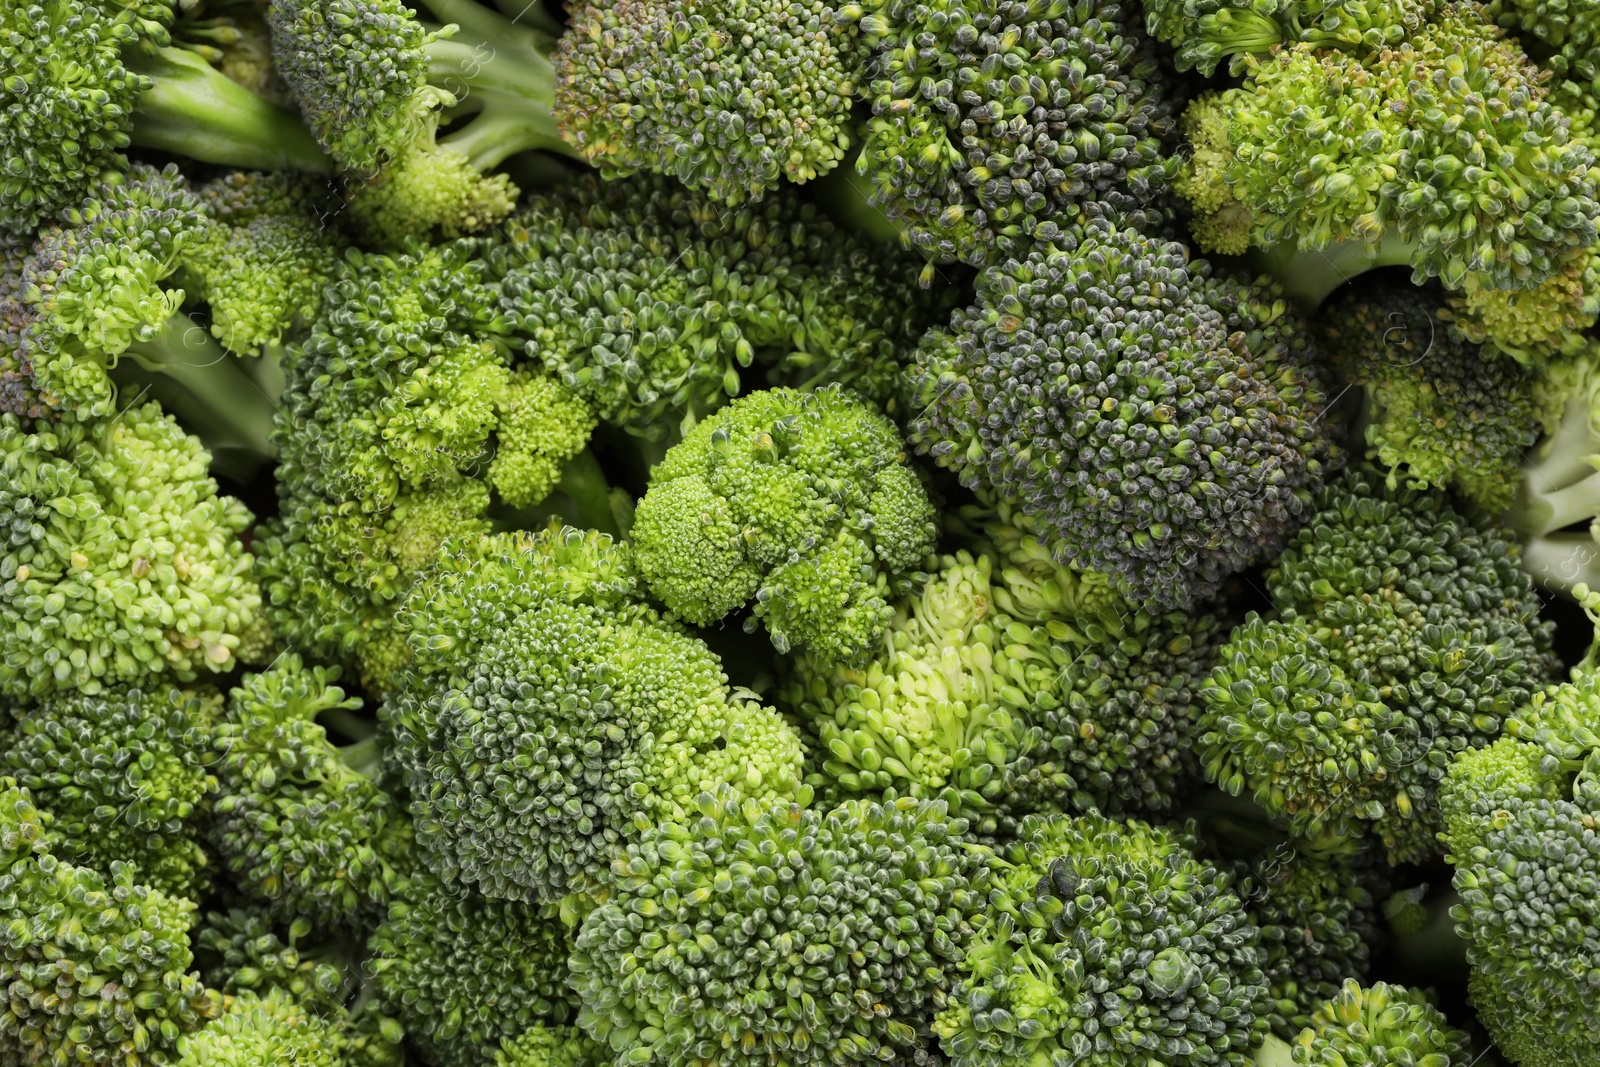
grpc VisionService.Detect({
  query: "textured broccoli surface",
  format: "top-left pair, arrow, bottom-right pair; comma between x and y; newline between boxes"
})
909,215 -> 1339,610
174,989 -> 346,1067
497,1025 -> 604,1067
631,385 -> 939,665
1144,0 -> 1426,76
1285,980 -> 1475,1066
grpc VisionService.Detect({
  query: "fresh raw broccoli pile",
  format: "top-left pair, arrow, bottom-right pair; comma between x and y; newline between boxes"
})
8,2 -> 1600,1065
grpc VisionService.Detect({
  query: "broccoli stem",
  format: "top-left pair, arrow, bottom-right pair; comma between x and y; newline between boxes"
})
112,314 -> 280,476
492,448 -> 632,538
1519,532 -> 1600,594
1248,233 -> 1416,314
1514,395 -> 1600,537
125,47 -> 332,174
1389,887 -> 1470,978
336,734 -> 385,776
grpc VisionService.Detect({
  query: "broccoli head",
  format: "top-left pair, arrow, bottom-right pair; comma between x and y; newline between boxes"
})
571,791 -> 986,1067
908,216 -> 1339,610
497,1025 -> 604,1067
193,907 -> 351,1016
631,384 -> 939,665
384,525 -> 808,902
0,404 -> 261,701
1201,467 -> 1560,862
850,0 -> 1181,268
174,989 -> 346,1067
1283,980 -> 1475,1066
934,812 -> 1269,1067
553,0 -> 864,202
0,685 -> 217,898
1143,0 -> 1426,76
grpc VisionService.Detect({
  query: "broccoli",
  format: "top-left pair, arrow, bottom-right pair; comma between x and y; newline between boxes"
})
847,0 -> 1182,268
1433,583 -> 1600,1067
1276,980 -> 1477,1066
0,403 -> 262,701
0,0 -> 328,234
383,524 -> 808,902
630,384 -> 939,665
367,865 -> 578,1067
570,790 -> 985,1067
553,0 -> 865,203
908,214 -> 1340,610
0,778 -> 218,1066
209,656 -> 403,930
492,173 -> 943,439
0,685 -> 218,897
1167,4 -> 1600,296
1200,466 -> 1560,862
1318,278 -> 1547,513
173,989 -> 346,1067
933,812 -> 1270,1067
497,1025 -> 604,1067
1143,0 -> 1426,77
194,908 -> 352,1016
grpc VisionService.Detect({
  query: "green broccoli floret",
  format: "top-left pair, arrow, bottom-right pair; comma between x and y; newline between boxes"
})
1319,278 -> 1547,513
0,778 -> 218,1066
1172,4 -> 1600,294
266,0 -> 577,242
497,1024 -> 603,1067
174,989 -> 346,1067
571,791 -> 985,1067
209,656 -> 403,930
0,685 -> 217,897
845,0 -> 1181,268
194,908 -> 352,1016
1200,467 -> 1560,862
1441,248 -> 1600,365
384,525 -> 808,902
552,0 -> 864,203
492,172 -> 942,439
1143,0 -> 1426,76
367,867 -> 577,1067
1285,980 -> 1476,1066
1434,583 -> 1600,1067
0,404 -> 262,701
934,812 -> 1269,1067
908,215 -> 1340,610
630,384 -> 939,665
0,0 -> 328,234
255,235 -> 603,693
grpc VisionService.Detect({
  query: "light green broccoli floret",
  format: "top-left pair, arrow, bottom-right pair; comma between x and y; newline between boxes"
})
0,778 -> 218,1066
632,384 -> 937,666
194,908 -> 351,1016
1288,981 -> 1475,1066
175,990 -> 345,1067
0,686 -> 218,897
496,1024 -> 604,1067
209,655 -> 402,929
489,370 -> 597,508
1143,0 -> 1426,76
0,403 -> 262,701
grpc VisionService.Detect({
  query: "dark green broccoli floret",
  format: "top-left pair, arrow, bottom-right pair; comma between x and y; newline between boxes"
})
367,867 -> 577,1067
631,384 -> 939,665
571,791 -> 986,1067
194,908 -> 351,1016
934,813 -> 1269,1067
848,0 -> 1181,268
1319,279 -> 1547,513
0,0 -> 327,234
1201,467 -> 1560,862
0,404 -> 262,701
1171,4 -> 1600,293
552,0 -> 865,203
1283,980 -> 1475,1066
174,989 -> 345,1067
492,172 -> 943,438
0,686 -> 217,898
497,1024 -> 604,1067
908,216 -> 1339,610
1435,584 -> 1600,1067
384,525 -> 808,902
0,778 -> 218,1066
1143,0 -> 1425,76
209,656 -> 403,930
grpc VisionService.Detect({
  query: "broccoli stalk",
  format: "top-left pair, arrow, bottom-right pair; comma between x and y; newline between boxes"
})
1511,362 -> 1600,597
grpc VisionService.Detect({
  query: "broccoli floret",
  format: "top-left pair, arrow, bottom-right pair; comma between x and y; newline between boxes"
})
1286,981 -> 1476,1066
848,0 -> 1181,268
267,0 -> 574,242
630,384 -> 939,665
367,867 -> 577,1067
1319,279 -> 1547,513
934,812 -> 1269,1067
174,989 -> 346,1067
1174,4 -> 1600,293
194,908 -> 352,1016
0,404 -> 262,701
0,0 -> 328,234
571,791 -> 985,1067
384,525 -> 808,902
908,215 -> 1340,610
0,686 -> 217,897
1441,248 -> 1600,364
553,0 -> 864,203
493,173 -> 942,438
0,778 -> 218,1066
1200,467 -> 1560,862
209,656 -> 402,930
497,1024 -> 603,1067
255,235 -> 603,693
1144,0 -> 1426,76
